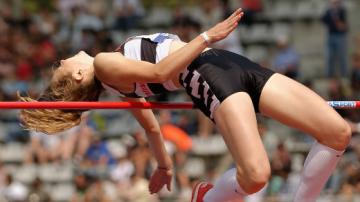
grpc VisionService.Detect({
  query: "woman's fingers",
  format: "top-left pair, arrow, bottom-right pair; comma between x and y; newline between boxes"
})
167,180 -> 171,191
226,9 -> 243,26
228,11 -> 244,25
226,8 -> 243,21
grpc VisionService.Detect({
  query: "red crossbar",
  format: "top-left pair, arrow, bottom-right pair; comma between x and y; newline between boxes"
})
0,101 -> 358,109
0,101 -> 194,109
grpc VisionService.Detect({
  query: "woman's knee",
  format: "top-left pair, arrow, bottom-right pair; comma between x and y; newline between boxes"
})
236,162 -> 270,194
320,119 -> 351,150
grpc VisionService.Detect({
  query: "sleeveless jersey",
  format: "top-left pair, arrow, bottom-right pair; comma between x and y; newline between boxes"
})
101,33 -> 181,98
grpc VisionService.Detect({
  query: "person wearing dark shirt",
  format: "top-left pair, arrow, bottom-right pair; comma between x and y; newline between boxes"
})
322,0 -> 348,78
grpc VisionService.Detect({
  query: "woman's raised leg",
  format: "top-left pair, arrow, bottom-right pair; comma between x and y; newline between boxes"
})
259,73 -> 351,202
202,92 -> 270,202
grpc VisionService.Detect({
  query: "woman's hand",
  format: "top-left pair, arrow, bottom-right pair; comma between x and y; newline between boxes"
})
206,8 -> 244,44
148,167 -> 173,194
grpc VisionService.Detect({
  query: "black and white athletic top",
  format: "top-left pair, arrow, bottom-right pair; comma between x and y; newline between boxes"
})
101,33 -> 182,98
102,33 -> 224,119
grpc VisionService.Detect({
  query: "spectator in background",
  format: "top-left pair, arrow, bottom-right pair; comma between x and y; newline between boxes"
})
119,173 -> 159,202
83,177 -> 111,202
83,132 -> 116,168
351,51 -> 360,98
129,131 -> 152,179
25,130 -> 59,164
258,119 -> 279,155
58,118 -> 94,162
322,0 -> 348,78
112,0 -> 145,31
110,145 -> 135,190
1,68 -> 29,101
190,0 -> 222,30
25,127 -> 80,164
240,0 -> 263,26
26,178 -> 51,202
173,151 -> 192,202
171,15 -> 201,43
71,7 -> 104,52
2,174 -> 28,202
219,0 -> 233,20
268,142 -> 292,196
71,172 -> 89,202
338,158 -> 360,197
196,112 -> 215,139
56,0 -> 86,18
271,36 -> 300,80
159,110 -> 192,152
32,8 -> 57,36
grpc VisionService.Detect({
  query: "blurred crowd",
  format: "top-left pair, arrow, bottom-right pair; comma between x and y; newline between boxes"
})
0,0 -> 360,201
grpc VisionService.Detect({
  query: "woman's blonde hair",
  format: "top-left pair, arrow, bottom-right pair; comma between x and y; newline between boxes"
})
19,75 -> 102,134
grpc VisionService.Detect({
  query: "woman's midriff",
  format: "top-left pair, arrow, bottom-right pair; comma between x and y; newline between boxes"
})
169,40 -> 211,88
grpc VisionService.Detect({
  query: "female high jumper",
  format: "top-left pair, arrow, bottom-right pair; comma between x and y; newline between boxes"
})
20,8 -> 351,202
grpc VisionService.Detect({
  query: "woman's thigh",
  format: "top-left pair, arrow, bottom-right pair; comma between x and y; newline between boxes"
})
259,73 -> 350,150
214,92 -> 270,178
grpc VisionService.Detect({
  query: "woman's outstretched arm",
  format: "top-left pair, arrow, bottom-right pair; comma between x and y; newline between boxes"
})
121,97 -> 173,194
94,8 -> 244,85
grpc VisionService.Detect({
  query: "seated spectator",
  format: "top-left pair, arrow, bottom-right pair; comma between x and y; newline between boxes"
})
25,130 -> 63,164
240,0 -> 263,26
338,160 -> 360,197
171,15 -> 201,42
159,110 -> 192,152
25,126 -> 81,164
258,120 -> 279,154
62,116 -> 93,162
351,51 -> 360,97
129,131 -> 152,179
196,111 -> 215,138
173,151 -> 192,201
190,0 -> 222,30
112,0 -> 144,31
56,0 -> 86,18
70,7 -> 104,52
71,171 -> 89,202
272,36 -> 300,80
119,173 -> 159,202
1,174 -> 28,202
83,177 -> 111,202
110,145 -> 135,188
26,178 -> 51,202
32,8 -> 57,36
268,142 -> 292,195
1,71 -> 29,100
83,132 -> 116,167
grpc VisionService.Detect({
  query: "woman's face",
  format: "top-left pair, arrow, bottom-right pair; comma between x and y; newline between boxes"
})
53,51 -> 95,86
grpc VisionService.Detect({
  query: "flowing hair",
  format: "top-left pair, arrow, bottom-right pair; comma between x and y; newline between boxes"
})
19,75 -> 103,134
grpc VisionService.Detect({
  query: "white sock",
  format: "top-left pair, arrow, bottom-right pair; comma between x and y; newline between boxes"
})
204,168 -> 248,202
294,141 -> 344,202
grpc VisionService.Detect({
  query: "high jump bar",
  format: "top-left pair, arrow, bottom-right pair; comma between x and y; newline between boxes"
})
0,101 -> 359,109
